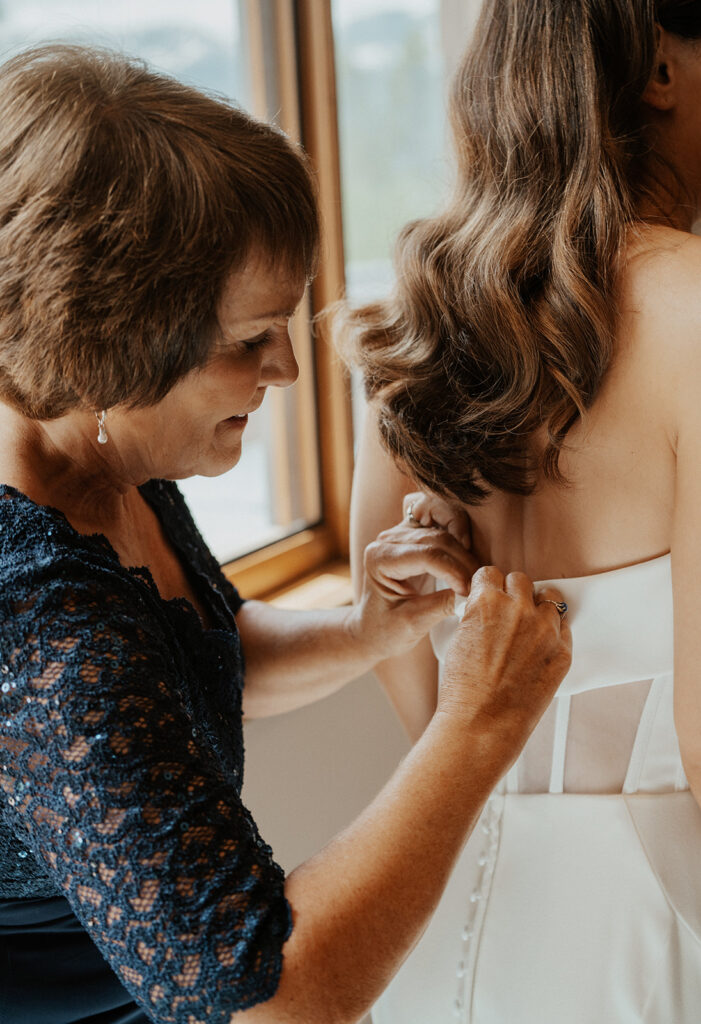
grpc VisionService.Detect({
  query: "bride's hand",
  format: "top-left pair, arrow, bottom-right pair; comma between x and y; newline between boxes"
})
348,511 -> 479,662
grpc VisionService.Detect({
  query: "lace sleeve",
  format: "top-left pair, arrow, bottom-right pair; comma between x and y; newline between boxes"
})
0,560 -> 292,1021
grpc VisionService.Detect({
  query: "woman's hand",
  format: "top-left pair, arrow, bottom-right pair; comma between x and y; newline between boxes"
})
402,490 -> 472,546
438,566 -> 572,754
348,505 -> 480,663
398,490 -> 474,599
239,492 -> 477,717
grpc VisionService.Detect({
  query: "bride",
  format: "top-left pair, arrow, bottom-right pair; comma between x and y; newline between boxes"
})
342,0 -> 701,1021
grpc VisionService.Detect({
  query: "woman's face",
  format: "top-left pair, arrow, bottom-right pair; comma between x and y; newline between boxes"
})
111,253 -> 305,481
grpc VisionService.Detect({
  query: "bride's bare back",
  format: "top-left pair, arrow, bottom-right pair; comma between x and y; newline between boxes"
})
462,224 -> 689,580
351,223 -> 701,740
355,225 -> 698,581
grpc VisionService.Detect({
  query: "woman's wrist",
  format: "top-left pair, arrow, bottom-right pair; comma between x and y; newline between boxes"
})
342,600 -> 386,669
344,595 -> 414,668
429,707 -> 519,779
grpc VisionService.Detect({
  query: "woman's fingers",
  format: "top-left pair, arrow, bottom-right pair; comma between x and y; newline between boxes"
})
535,584 -> 567,606
439,568 -> 573,735
366,528 -> 479,597
400,586 -> 465,630
533,584 -> 568,628
402,491 -> 472,547
465,564 -> 505,598
354,507 -> 481,661
504,571 -> 534,602
533,586 -> 572,654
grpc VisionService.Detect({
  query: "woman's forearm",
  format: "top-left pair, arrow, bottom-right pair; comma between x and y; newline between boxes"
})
238,600 -> 379,718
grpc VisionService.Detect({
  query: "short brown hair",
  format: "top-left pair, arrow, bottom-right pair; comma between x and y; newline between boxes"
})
0,44 -> 319,419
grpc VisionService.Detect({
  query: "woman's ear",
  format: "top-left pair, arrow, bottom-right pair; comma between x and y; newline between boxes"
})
642,27 -> 678,112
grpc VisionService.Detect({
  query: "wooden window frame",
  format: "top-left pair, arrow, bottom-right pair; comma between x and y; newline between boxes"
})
222,0 -> 353,600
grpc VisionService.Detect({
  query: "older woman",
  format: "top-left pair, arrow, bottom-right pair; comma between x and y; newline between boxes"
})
0,45 -> 570,1024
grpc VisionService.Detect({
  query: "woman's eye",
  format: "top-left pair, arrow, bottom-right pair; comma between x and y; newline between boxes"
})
240,329 -> 273,352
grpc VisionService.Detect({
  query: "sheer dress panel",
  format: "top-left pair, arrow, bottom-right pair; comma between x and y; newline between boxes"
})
516,681 -> 653,794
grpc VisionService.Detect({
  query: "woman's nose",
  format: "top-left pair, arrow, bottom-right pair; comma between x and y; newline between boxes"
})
262,328 -> 299,388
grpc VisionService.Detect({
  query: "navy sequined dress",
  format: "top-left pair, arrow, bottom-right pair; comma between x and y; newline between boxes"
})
0,479 -> 291,1023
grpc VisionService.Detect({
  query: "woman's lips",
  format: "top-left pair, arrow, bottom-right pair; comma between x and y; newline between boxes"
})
224,414 -> 248,426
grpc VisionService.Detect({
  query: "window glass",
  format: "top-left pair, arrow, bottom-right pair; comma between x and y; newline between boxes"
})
332,0 -> 481,431
332,0 -> 447,305
0,1 -> 247,102
0,1 -> 322,564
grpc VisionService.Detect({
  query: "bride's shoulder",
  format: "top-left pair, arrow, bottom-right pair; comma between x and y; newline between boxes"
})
617,226 -> 701,436
624,221 -> 701,293
621,224 -> 701,367
624,224 -> 701,295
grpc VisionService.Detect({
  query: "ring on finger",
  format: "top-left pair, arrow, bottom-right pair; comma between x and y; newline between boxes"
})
405,501 -> 421,526
537,597 -> 568,618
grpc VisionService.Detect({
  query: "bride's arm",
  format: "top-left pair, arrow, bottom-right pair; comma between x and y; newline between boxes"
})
351,403 -> 443,741
669,327 -> 701,808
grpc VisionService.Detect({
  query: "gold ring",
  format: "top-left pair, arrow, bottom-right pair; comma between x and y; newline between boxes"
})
405,501 -> 421,526
538,598 -> 568,617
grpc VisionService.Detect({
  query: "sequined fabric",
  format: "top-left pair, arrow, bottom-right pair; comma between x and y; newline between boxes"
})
0,480 -> 292,1020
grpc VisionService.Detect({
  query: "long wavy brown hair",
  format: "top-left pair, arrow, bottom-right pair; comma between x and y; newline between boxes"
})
336,0 -> 701,503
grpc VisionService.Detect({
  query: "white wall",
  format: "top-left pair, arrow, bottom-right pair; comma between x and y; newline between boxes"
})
242,671 -> 411,1024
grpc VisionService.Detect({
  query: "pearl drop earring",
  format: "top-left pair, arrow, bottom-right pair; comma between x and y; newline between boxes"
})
95,409 -> 108,445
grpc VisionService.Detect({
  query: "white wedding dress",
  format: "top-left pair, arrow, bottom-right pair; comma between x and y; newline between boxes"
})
372,554 -> 701,1024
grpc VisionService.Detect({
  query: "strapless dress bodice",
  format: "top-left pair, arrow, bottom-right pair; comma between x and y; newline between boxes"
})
434,552 -> 673,695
